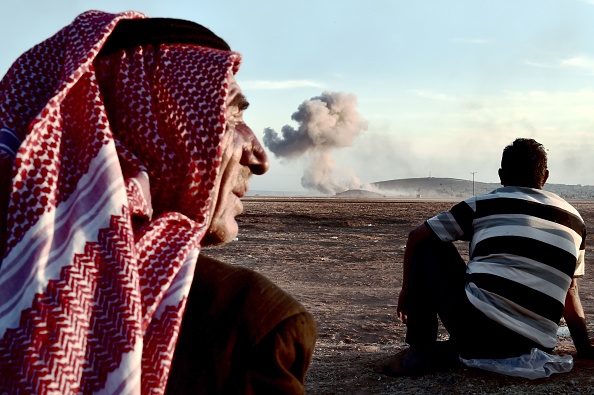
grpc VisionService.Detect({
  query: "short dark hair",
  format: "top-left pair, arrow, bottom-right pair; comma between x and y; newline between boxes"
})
500,138 -> 548,188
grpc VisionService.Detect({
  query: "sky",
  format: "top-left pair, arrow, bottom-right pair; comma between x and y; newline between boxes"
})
2,1 -> 594,193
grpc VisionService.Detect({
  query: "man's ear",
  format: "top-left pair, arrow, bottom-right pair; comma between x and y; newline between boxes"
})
498,168 -> 506,186
541,169 -> 549,188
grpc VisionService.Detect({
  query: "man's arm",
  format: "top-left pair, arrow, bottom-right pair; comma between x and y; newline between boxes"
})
563,277 -> 594,359
397,223 -> 436,324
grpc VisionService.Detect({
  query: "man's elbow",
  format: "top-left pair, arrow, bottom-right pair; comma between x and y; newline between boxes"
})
567,278 -> 579,295
407,223 -> 434,243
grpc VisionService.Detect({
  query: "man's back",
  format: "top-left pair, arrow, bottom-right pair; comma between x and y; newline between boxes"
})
427,185 -> 586,349
386,138 -> 594,377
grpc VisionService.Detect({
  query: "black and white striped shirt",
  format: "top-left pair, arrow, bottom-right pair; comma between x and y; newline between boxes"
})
426,186 -> 586,349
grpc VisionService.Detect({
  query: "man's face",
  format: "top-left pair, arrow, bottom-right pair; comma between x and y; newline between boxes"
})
201,75 -> 269,246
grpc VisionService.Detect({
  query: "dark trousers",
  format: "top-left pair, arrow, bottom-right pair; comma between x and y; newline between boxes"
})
404,237 -> 547,359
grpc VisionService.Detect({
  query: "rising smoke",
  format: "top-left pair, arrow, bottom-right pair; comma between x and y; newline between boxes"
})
263,91 -> 368,194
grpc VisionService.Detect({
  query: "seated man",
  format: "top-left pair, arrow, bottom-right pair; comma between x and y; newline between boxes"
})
384,138 -> 594,376
0,11 -> 315,394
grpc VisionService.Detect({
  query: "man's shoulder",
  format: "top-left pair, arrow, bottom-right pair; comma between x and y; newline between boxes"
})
478,186 -> 569,205
476,186 -> 584,224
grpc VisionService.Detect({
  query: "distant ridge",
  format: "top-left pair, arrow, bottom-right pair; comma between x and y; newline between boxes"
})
371,177 -> 594,200
246,178 -> 594,199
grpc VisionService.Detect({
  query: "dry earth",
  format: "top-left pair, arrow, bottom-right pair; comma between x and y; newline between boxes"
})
204,197 -> 594,394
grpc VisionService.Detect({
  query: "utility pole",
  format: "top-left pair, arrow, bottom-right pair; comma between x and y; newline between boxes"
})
470,171 -> 477,196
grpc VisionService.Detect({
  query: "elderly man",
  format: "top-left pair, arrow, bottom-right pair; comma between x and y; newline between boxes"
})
384,138 -> 594,377
0,11 -> 315,394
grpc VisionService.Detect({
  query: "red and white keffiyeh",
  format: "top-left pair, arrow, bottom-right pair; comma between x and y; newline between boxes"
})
0,10 -> 241,394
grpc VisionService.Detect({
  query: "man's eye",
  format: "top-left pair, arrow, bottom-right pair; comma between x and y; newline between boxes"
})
227,106 -> 243,121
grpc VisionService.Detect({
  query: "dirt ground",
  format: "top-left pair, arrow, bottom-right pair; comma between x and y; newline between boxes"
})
204,197 -> 594,394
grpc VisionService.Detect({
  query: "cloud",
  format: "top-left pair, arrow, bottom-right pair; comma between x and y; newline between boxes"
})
241,79 -> 325,90
451,38 -> 492,44
316,87 -> 594,187
464,89 -> 594,124
412,90 -> 457,102
523,60 -> 557,69
560,56 -> 594,70
525,56 -> 594,73
413,88 -> 594,116
398,87 -> 594,148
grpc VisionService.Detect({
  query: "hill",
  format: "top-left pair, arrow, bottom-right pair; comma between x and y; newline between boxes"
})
371,177 -> 594,200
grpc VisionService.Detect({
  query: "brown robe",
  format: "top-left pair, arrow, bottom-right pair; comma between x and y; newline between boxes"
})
165,255 -> 317,394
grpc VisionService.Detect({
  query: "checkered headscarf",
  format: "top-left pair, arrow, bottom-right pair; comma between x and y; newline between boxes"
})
0,10 -> 241,394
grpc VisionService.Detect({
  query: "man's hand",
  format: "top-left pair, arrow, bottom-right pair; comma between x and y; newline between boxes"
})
563,278 -> 594,359
396,288 -> 408,324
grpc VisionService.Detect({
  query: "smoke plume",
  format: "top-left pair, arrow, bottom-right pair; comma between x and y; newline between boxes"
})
263,91 -> 368,194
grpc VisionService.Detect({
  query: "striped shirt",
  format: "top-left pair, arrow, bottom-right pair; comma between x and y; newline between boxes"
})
426,186 -> 586,349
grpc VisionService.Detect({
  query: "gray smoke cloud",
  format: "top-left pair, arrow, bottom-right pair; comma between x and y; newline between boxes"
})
263,91 -> 368,194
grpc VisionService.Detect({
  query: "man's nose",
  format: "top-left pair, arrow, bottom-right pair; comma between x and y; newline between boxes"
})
244,139 -> 269,175
237,123 -> 270,175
